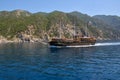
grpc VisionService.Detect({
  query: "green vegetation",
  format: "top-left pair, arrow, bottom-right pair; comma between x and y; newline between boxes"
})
0,10 -> 120,40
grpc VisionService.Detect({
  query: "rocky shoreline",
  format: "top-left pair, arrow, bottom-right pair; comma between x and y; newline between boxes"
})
0,35 -> 114,44
0,36 -> 43,44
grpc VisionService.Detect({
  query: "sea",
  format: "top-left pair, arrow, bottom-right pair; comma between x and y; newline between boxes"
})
0,40 -> 120,80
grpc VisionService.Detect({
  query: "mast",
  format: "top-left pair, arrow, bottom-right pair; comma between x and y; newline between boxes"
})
85,24 -> 88,37
73,23 -> 76,36
59,20 -> 62,38
73,23 -> 75,40
85,21 -> 91,37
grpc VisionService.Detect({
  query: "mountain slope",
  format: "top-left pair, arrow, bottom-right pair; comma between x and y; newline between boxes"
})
0,10 -> 120,42
93,15 -> 120,29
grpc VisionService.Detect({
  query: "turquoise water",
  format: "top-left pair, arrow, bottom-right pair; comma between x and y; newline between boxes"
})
0,42 -> 120,80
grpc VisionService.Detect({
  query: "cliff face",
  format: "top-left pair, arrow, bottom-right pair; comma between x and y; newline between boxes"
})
0,10 -> 120,43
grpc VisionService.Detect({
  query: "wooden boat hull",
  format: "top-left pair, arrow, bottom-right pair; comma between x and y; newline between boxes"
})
49,38 -> 96,47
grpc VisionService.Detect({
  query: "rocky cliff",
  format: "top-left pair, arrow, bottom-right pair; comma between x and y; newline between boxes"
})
0,10 -> 120,43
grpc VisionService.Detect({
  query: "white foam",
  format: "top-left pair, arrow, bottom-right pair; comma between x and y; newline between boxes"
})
94,42 -> 120,47
66,45 -> 92,48
49,42 -> 120,48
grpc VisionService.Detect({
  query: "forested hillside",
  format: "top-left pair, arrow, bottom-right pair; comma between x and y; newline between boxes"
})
0,10 -> 120,42
93,15 -> 120,29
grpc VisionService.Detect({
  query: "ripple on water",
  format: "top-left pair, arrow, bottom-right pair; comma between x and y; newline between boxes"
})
0,42 -> 120,80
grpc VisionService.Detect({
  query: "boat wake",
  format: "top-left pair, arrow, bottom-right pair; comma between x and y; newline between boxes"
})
66,45 -> 93,48
94,42 -> 120,47
68,42 -> 120,48
49,42 -> 120,48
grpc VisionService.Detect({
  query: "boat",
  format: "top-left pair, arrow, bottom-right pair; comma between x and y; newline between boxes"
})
49,22 -> 96,47
49,36 -> 96,47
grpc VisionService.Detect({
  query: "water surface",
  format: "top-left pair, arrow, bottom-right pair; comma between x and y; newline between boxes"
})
0,42 -> 120,80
